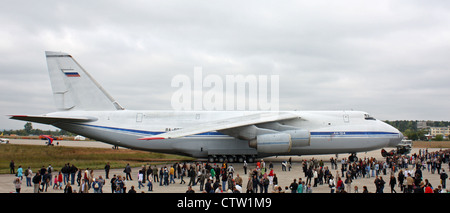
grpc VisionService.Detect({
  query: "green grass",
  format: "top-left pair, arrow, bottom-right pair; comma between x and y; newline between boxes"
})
0,144 -> 193,174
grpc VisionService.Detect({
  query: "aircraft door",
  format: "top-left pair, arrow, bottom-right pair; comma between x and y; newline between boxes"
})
136,113 -> 143,123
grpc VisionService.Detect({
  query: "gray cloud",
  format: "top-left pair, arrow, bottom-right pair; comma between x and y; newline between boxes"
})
1,0 -> 450,130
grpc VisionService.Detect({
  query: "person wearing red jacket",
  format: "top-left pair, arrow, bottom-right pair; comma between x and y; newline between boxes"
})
58,172 -> 63,190
336,177 -> 343,192
424,185 -> 433,193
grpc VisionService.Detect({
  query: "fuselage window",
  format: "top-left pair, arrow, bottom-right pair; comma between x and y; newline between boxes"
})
364,114 -> 376,120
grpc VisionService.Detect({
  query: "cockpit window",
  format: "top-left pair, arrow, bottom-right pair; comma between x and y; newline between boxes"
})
364,114 -> 376,120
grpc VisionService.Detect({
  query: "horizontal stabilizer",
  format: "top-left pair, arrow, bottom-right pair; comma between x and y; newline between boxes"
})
138,112 -> 298,140
9,115 -> 96,125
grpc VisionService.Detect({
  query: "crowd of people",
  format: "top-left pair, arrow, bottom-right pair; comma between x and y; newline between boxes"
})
8,148 -> 450,193
294,148 -> 450,193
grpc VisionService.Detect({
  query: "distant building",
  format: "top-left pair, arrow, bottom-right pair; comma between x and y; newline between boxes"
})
429,126 -> 450,138
416,121 -> 428,129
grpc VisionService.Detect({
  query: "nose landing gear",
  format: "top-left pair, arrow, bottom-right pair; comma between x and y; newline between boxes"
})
348,153 -> 358,162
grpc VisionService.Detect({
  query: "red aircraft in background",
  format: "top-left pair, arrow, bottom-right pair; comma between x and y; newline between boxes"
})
39,135 -> 62,146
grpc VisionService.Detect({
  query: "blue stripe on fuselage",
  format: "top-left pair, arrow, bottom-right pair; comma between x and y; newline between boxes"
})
73,123 -> 399,139
73,123 -> 226,137
310,131 -> 399,137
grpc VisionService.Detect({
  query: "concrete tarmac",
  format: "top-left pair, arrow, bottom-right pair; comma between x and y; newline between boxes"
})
1,139 -> 449,193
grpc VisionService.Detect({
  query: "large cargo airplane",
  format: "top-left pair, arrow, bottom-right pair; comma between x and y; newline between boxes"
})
10,51 -> 404,163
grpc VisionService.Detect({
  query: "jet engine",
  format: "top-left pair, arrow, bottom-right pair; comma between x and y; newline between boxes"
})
284,129 -> 310,147
248,129 -> 311,154
249,133 -> 292,153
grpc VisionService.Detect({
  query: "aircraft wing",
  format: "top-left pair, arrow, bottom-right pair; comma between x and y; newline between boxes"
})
9,115 -> 97,125
138,112 -> 299,140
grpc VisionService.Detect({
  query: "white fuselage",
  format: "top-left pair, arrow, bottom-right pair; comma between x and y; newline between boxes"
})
48,110 -> 403,158
11,52 -> 404,162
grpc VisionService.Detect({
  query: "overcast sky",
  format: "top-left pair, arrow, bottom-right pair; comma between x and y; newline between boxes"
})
1,0 -> 450,130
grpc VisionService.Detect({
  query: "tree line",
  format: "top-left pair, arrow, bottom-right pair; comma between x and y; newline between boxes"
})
384,120 -> 450,141
2,122 -> 74,136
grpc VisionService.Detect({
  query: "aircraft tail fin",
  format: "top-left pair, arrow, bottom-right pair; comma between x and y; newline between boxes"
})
45,51 -> 124,111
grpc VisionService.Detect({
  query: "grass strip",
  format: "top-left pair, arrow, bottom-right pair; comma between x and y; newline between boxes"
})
0,144 -> 193,174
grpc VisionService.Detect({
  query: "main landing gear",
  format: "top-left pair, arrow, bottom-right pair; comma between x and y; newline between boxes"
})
207,155 -> 256,163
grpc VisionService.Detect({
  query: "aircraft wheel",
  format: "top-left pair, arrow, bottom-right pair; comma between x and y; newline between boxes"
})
208,156 -> 215,163
237,156 -> 244,163
247,156 -> 255,163
218,156 -> 225,163
227,156 -> 234,163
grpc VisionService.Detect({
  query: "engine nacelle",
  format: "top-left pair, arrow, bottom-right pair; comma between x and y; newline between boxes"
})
284,129 -> 310,147
249,133 -> 292,153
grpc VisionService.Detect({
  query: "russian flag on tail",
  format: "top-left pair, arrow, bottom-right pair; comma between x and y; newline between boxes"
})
62,69 -> 80,77
65,72 -> 80,77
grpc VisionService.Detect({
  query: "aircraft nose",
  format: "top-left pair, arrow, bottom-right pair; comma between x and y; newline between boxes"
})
388,129 -> 403,147
381,120 -> 403,147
